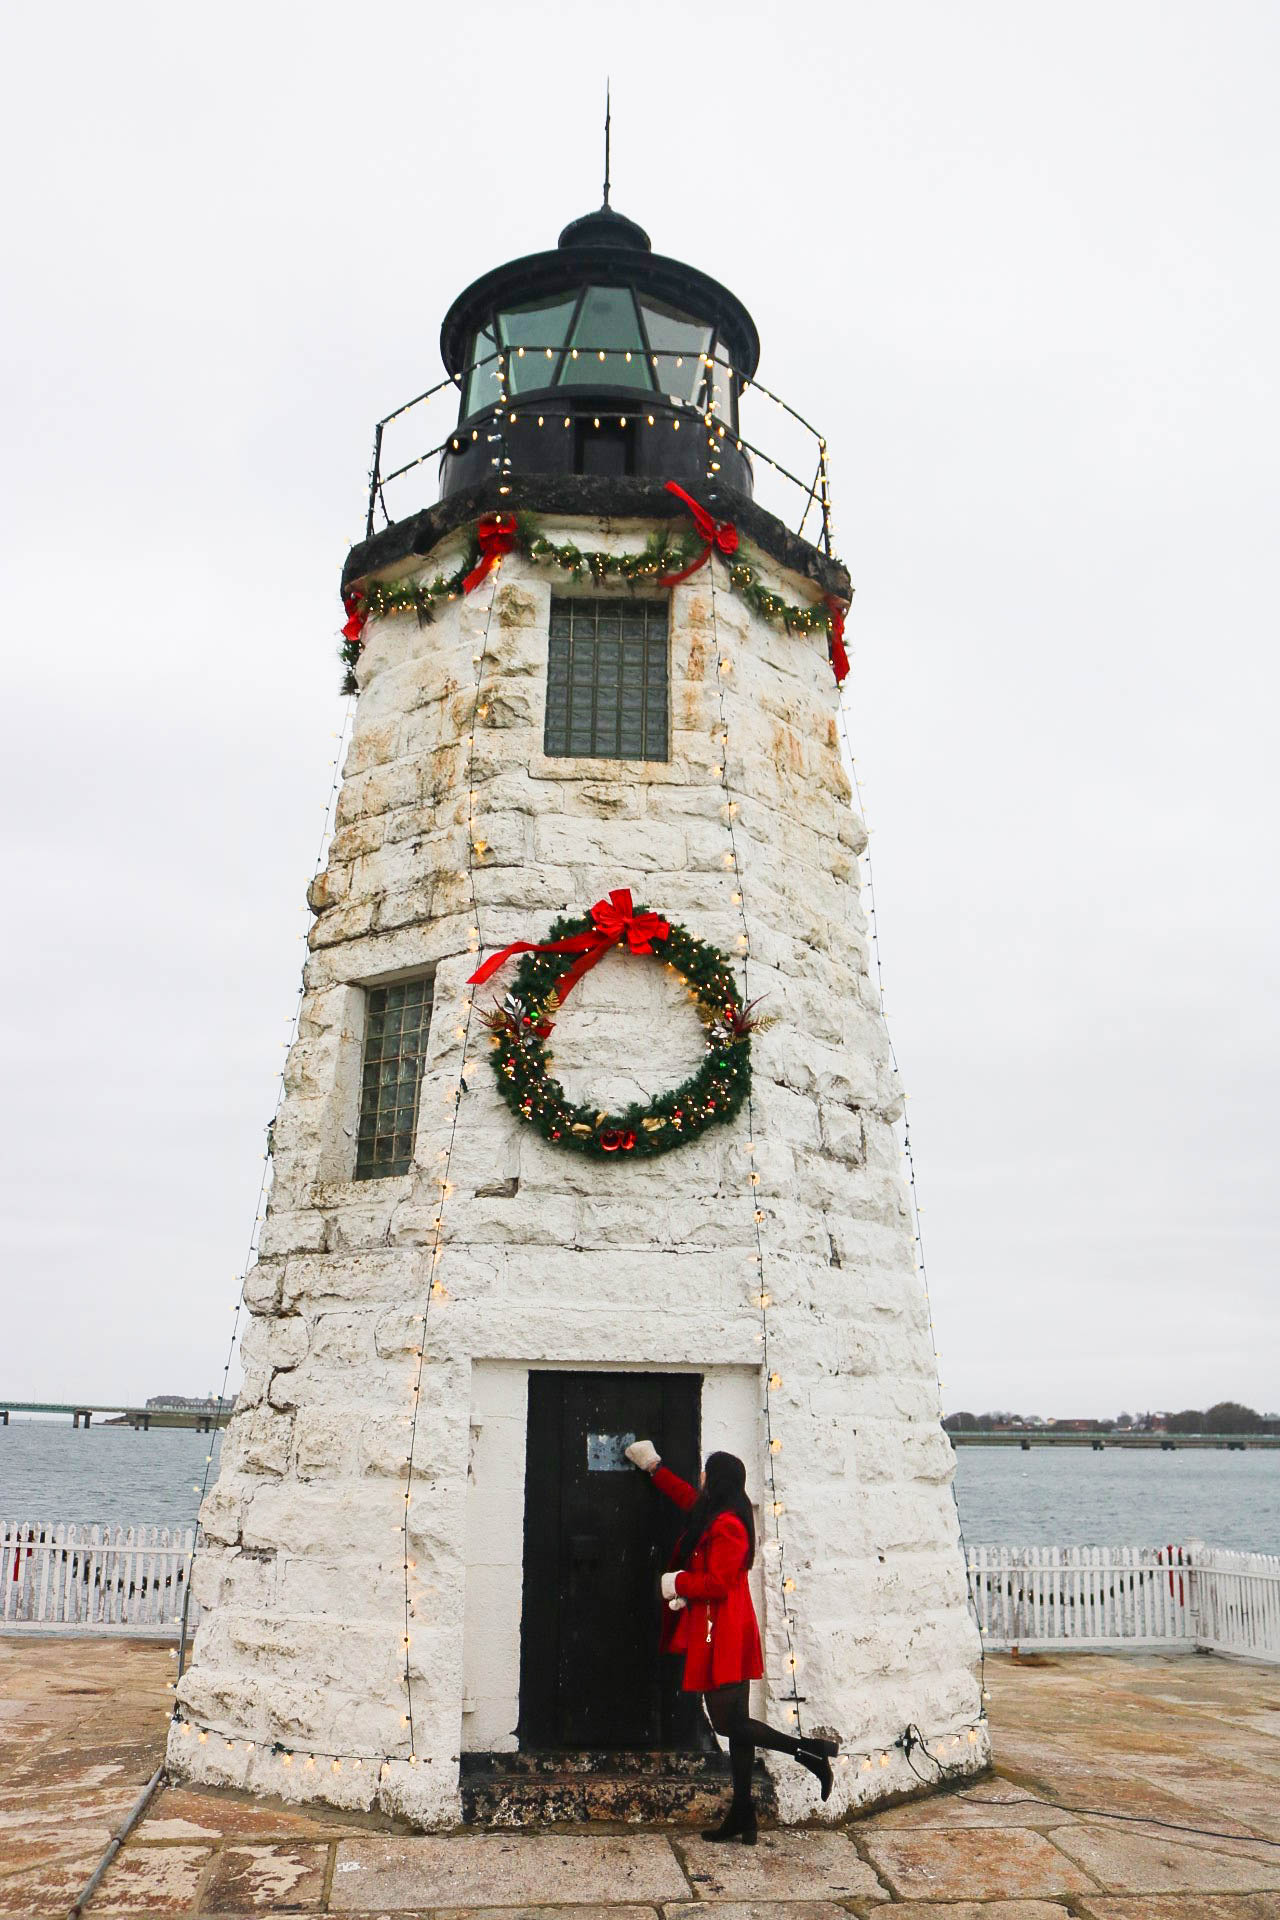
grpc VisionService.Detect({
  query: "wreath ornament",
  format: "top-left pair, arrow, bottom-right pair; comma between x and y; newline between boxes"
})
466,889 -> 764,1158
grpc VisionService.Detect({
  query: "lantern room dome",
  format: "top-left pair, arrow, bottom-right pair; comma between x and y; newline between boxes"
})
437,203 -> 760,500
555,204 -> 652,251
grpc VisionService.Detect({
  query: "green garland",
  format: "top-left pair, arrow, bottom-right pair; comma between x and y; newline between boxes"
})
483,911 -> 756,1158
340,514 -> 843,692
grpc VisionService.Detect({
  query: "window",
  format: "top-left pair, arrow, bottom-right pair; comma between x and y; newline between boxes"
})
544,598 -> 668,760
355,975 -> 434,1180
560,287 -> 652,391
639,298 -> 713,406
499,294 -> 578,395
464,325 -> 500,418
460,291 -> 734,418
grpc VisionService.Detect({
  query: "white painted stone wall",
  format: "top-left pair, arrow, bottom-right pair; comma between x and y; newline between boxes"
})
169,515 -> 989,1827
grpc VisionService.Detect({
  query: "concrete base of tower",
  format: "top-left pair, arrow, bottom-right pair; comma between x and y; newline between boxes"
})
165,1717 -> 991,1828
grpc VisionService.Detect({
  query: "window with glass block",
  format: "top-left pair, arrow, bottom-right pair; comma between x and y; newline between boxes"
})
544,598 -> 669,760
354,975 -> 434,1180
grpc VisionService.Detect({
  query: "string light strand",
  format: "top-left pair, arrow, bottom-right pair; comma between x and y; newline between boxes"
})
174,695 -> 356,1696
398,562 -> 500,1758
705,554 -> 807,1738
833,686 -> 989,1719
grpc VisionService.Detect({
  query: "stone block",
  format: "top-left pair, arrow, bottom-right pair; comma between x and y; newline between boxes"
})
677,1831 -> 888,1901
256,1206 -> 328,1258
293,1407 -> 355,1479
330,1833 -> 692,1909
242,1484 -> 405,1558
88,1843 -> 213,1913
1050,1825 -> 1280,1895
225,1407 -> 294,1478
534,815 -> 687,871
239,1313 -> 309,1373
242,1258 -> 284,1314
860,1828 -> 1100,1902
198,1478 -> 250,1545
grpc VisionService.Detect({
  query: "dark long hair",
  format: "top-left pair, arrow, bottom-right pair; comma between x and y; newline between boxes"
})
674,1451 -> 756,1569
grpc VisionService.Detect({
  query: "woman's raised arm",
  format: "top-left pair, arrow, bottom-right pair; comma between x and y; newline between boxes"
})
623,1439 -> 698,1511
651,1464 -> 698,1511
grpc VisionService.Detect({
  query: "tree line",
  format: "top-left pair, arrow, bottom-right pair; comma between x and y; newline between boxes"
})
943,1402 -> 1277,1435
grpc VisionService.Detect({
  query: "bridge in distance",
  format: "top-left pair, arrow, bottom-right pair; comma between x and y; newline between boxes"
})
0,1400 -> 231,1431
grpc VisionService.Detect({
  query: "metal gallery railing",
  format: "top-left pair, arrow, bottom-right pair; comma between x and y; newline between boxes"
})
1,1521 -> 197,1635
967,1542 -> 1280,1660
363,345 -> 836,555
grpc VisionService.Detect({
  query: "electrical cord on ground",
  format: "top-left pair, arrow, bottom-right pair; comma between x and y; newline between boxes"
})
903,1726 -> 1280,1850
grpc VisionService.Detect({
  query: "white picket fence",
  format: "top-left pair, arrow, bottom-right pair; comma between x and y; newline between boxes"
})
1,1523 -> 196,1635
3,1525 -> 1277,1660
967,1543 -> 1280,1660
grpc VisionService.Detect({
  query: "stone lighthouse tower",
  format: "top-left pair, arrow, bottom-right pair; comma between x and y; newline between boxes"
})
170,195 -> 988,1828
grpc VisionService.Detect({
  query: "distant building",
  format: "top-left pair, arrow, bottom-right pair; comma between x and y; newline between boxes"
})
146,1394 -> 224,1413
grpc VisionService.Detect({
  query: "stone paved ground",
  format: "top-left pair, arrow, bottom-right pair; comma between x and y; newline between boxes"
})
1,1639 -> 1278,1917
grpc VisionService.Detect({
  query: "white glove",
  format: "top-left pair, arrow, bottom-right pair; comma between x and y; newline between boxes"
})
625,1440 -> 661,1472
667,1596 -> 687,1613
660,1572 -> 681,1600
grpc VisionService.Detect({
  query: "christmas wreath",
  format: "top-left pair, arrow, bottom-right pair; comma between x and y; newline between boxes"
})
467,889 -> 762,1158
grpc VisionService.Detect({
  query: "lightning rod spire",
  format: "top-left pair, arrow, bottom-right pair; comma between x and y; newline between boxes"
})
603,81 -> 612,208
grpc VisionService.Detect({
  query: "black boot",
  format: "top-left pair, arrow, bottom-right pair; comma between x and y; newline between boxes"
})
796,1737 -> 839,1801
701,1795 -> 756,1843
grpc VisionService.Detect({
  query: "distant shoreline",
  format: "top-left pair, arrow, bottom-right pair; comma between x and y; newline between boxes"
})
949,1430 -> 1280,1448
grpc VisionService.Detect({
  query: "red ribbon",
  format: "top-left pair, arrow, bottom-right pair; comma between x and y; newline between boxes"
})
462,512 -> 519,594
657,481 -> 739,586
825,595 -> 850,685
467,888 -> 671,1031
341,590 -> 367,649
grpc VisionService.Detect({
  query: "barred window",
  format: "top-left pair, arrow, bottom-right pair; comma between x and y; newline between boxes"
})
355,975 -> 434,1180
544,597 -> 669,760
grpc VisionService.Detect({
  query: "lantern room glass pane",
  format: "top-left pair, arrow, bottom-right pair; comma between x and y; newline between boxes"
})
499,294 -> 578,394
464,325 -> 501,419
560,287 -> 653,390
709,341 -> 738,430
640,300 -> 712,405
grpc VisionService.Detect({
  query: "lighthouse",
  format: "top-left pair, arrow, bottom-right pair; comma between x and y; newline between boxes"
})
169,193 -> 988,1829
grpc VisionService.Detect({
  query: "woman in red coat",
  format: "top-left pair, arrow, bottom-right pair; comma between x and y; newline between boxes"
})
625,1439 -> 837,1843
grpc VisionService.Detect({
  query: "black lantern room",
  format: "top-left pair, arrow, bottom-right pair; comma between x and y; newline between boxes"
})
437,205 -> 760,501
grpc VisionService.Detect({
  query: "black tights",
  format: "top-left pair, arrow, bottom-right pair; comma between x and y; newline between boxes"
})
704,1682 -> 806,1805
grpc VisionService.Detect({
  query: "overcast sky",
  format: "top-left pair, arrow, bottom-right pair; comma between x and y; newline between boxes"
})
2,1 -> 1276,1418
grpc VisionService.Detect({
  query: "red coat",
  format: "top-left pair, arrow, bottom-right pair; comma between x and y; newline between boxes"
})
653,1465 -> 764,1691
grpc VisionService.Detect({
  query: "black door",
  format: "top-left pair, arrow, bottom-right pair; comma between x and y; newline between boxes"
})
519,1370 -> 703,1750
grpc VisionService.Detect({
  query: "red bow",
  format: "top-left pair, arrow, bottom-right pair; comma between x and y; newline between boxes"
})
657,481 -> 739,586
825,595 -> 850,685
341,590 -> 367,649
467,888 -> 671,1031
462,512 -> 519,594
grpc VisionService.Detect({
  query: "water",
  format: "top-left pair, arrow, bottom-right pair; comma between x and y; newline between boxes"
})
2,1423 -> 1277,1557
952,1443 -> 1280,1556
0,1421 -> 223,1531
